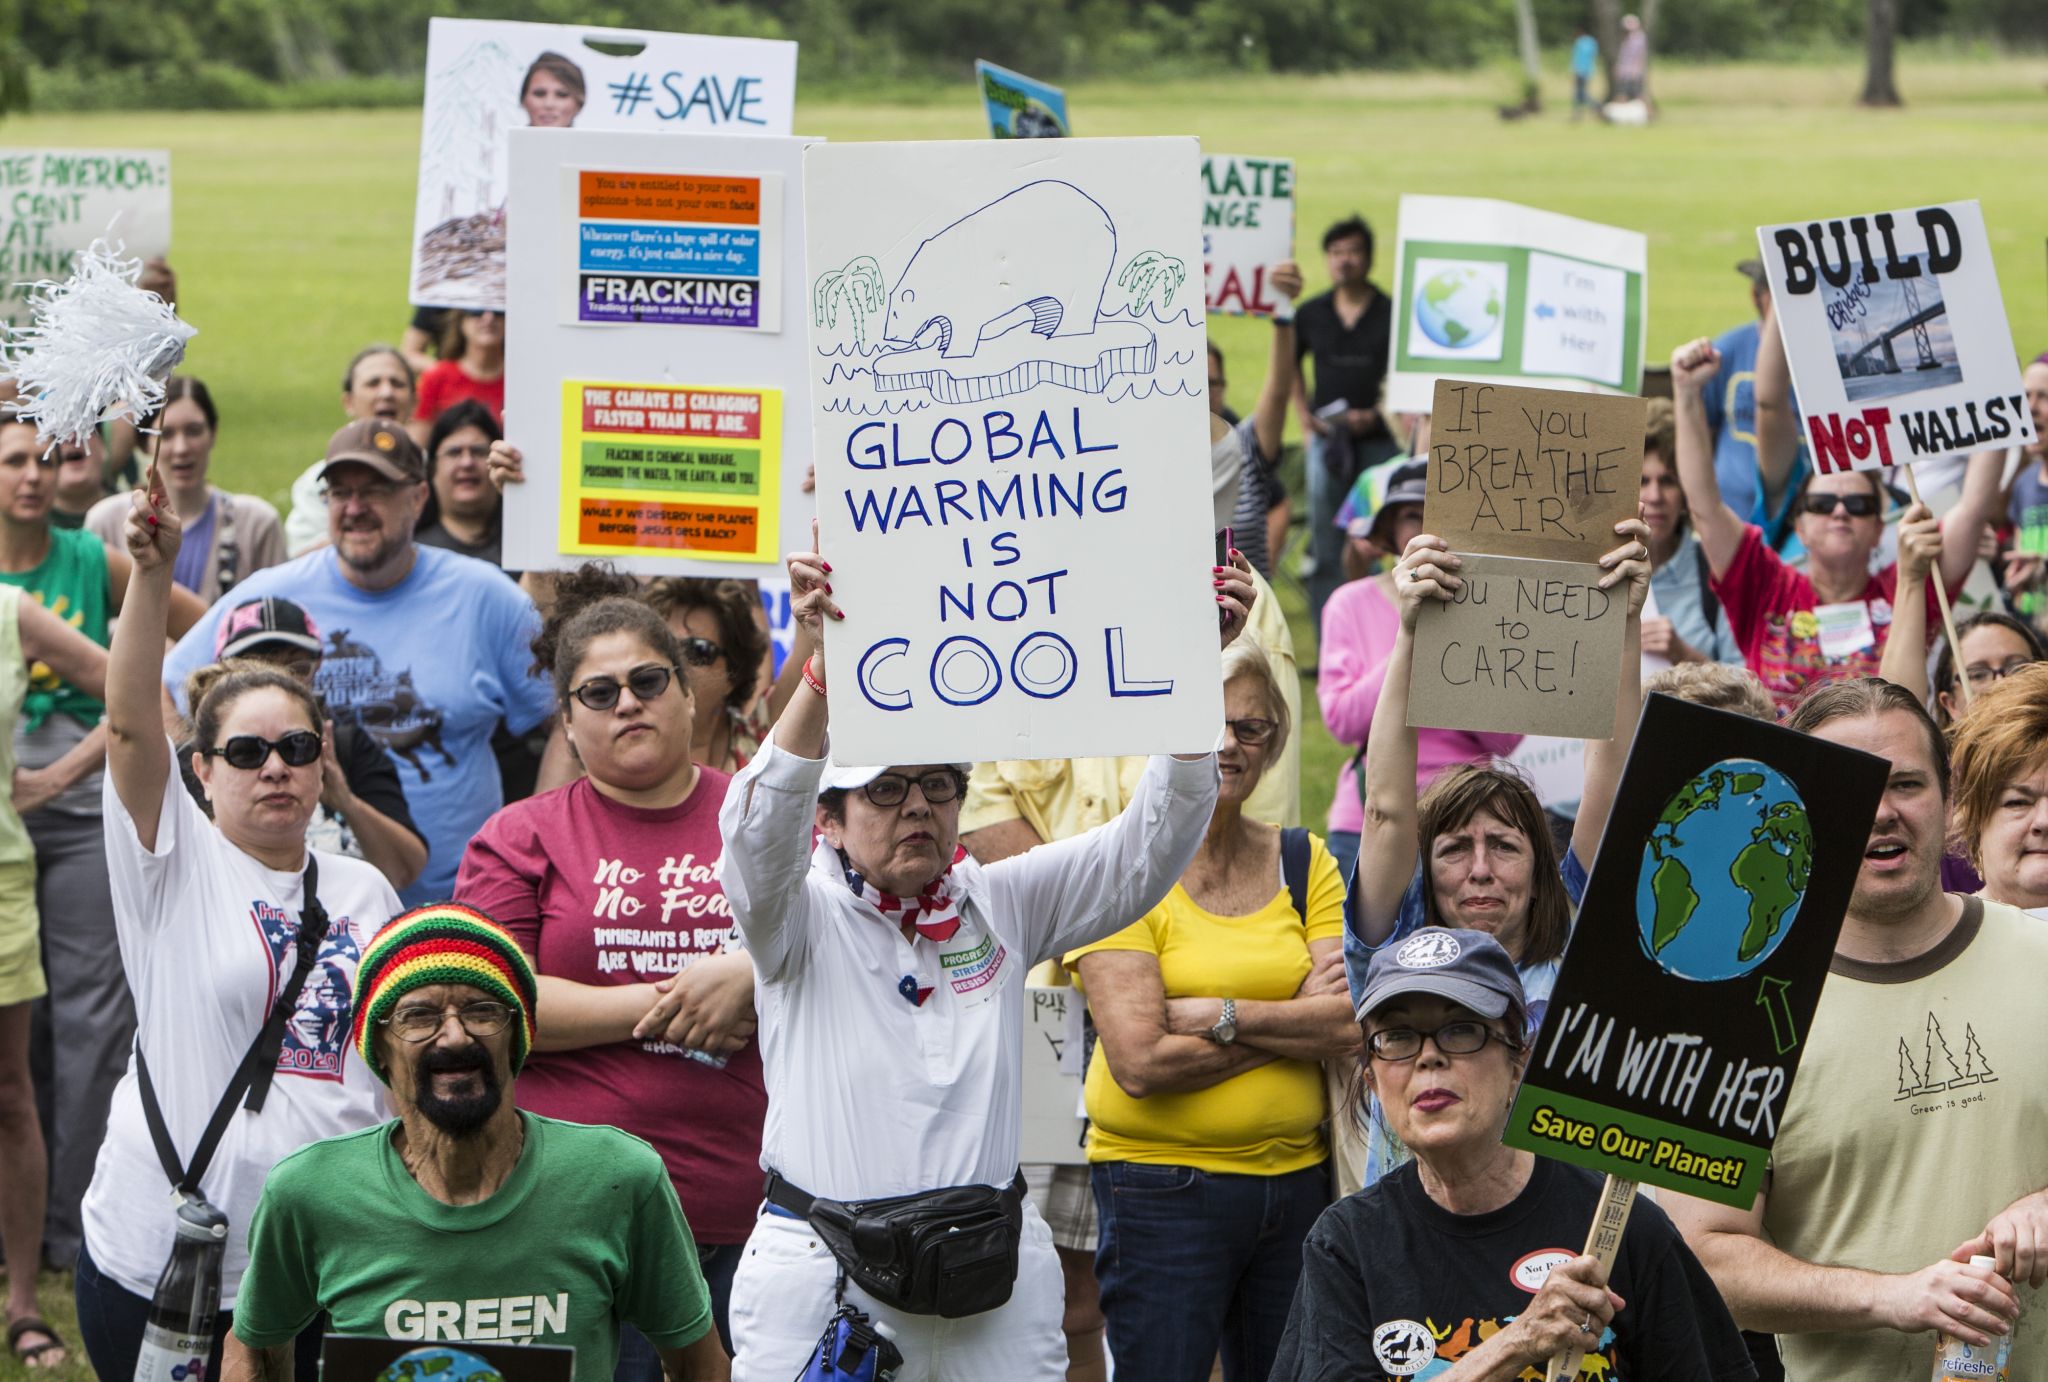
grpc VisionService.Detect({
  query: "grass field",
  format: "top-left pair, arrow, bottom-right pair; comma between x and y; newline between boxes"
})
3,52 -> 2047,1374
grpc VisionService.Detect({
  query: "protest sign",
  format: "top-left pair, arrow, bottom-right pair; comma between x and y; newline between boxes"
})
1388,195 -> 1647,413
975,61 -> 1070,139
1201,154 -> 1294,317
1407,553 -> 1628,739
804,138 -> 1219,765
1502,694 -> 1888,1207
504,130 -> 815,575
409,18 -> 796,311
0,148 -> 170,328
1426,380 -> 1647,565
1020,985 -> 1088,1165
1756,199 -> 2032,473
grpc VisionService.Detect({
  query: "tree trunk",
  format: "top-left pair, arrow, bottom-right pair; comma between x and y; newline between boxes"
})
1861,0 -> 1903,106
1591,0 -> 1623,101
1512,0 -> 1542,110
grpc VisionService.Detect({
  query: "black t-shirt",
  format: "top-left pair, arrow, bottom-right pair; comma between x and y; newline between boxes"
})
1294,285 -> 1393,415
1271,1157 -> 1757,1382
415,520 -> 505,572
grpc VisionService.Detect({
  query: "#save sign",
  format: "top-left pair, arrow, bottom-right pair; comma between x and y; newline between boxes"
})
1757,199 -> 2032,473
1201,154 -> 1293,317
1502,695 -> 1887,1206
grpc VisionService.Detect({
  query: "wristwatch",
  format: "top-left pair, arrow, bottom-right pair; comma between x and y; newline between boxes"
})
1207,998 -> 1238,1046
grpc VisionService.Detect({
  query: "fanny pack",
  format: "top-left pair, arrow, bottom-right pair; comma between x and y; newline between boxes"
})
765,1169 -> 1024,1319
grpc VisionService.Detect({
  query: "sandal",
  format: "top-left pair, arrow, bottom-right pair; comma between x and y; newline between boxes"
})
6,1315 -> 68,1369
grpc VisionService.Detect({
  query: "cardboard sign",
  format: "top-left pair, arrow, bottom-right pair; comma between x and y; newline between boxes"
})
1388,194 -> 1647,412
0,148 -> 170,328
1020,985 -> 1088,1165
1407,553 -> 1628,739
1426,380 -> 1647,564
409,18 -> 796,311
975,60 -> 1069,139
1756,200 -> 2032,472
504,130 -> 815,575
1502,694 -> 1888,1207
804,138 -> 1219,765
1201,154 -> 1294,317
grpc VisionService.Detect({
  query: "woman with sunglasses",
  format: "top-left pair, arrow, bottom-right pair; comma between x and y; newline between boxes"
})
77,467 -> 399,1382
1672,332 -> 2002,717
1067,642 -> 1356,1382
644,577 -> 772,772
1271,928 -> 1752,1379
457,564 -> 765,1371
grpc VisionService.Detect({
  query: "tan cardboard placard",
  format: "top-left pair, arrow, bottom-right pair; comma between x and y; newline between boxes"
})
1408,553 -> 1626,739
1426,380 -> 1648,563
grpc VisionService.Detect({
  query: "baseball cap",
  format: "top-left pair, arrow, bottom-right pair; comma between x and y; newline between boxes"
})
822,761 -> 975,793
319,418 -> 424,484
214,596 -> 322,661
1355,927 -> 1525,1023
1735,258 -> 1768,287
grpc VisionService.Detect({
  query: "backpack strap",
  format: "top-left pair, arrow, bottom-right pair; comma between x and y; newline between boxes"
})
1280,827 -> 1312,921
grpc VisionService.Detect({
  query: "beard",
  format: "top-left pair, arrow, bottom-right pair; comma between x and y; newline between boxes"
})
335,524 -> 407,575
411,1044 -> 502,1137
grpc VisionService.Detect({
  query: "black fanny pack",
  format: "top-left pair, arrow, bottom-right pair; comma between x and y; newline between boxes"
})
765,1169 -> 1024,1319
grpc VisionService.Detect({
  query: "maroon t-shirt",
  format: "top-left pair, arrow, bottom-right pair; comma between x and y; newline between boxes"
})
457,772 -> 765,1245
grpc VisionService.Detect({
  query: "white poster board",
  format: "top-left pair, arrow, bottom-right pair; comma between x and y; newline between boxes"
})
0,148 -> 170,328
504,129 -> 817,575
1020,985 -> 1088,1165
409,18 -> 796,311
1201,153 -> 1294,317
1387,194 -> 1647,413
1756,199 -> 2032,472
803,137 -> 1222,766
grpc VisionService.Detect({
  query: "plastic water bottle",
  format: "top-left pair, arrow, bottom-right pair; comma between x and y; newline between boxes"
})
134,1194 -> 230,1382
1932,1255 -> 2013,1382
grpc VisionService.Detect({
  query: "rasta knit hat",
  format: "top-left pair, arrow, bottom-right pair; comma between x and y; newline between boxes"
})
349,903 -> 538,1085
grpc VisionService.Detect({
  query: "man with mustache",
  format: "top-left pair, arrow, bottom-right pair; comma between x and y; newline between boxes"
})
223,904 -> 730,1381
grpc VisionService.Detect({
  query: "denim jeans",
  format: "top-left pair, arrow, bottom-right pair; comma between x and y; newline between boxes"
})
75,1237 -> 322,1382
614,1241 -> 741,1381
1091,1160 -> 1328,1382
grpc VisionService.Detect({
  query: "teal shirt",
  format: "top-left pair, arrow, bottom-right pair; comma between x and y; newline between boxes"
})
1571,33 -> 1599,77
234,1113 -> 712,1377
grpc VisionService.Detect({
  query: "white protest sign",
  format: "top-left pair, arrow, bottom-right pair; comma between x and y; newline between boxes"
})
1020,985 -> 1088,1165
1388,195 -> 1647,413
410,18 -> 796,311
804,138 -> 1221,765
1201,154 -> 1294,317
504,130 -> 816,575
1756,200 -> 2032,472
0,149 -> 170,329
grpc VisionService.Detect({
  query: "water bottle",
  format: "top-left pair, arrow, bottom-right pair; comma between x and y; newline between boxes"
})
1931,1255 -> 2013,1382
134,1193 -> 230,1382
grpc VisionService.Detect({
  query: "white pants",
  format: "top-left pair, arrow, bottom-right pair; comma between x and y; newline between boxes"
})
728,1200 -> 1067,1381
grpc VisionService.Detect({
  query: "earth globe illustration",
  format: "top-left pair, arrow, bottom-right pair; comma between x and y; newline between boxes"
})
373,1348 -> 506,1382
1413,265 -> 1504,350
1635,759 -> 1813,982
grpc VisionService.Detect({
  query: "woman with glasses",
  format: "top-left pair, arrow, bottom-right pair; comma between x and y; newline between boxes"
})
416,309 -> 505,429
76,464 -> 399,1382
1926,613 -> 2043,730
644,577 -> 772,772
1271,928 -> 1752,1380
457,563 -> 765,1371
1066,643 -> 1356,1382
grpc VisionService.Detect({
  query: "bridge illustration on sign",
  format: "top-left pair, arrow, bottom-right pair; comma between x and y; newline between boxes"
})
811,180 -> 1187,405
1825,262 -> 1963,404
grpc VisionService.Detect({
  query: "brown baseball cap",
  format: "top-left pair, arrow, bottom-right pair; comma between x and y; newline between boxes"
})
1735,258 -> 1768,287
320,418 -> 424,483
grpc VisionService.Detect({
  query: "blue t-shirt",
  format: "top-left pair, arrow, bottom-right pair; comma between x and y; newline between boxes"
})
164,546 -> 553,905
1571,34 -> 1599,78
1701,319 -> 1810,551
1649,528 -> 1740,665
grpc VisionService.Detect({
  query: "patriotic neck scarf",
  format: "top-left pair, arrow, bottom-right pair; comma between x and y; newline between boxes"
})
845,845 -> 970,944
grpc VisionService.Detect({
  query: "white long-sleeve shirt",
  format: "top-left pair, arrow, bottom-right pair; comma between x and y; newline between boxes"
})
718,739 -> 1218,1201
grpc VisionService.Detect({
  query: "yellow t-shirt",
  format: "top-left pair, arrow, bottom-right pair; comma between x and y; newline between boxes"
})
1066,833 -> 1345,1175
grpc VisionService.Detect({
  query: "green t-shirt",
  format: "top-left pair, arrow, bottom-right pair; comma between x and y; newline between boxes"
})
0,524 -> 109,730
234,1113 -> 712,1378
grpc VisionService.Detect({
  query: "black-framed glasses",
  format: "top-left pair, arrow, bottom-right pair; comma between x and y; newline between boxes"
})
381,1000 -> 514,1043
571,663 -> 679,711
322,480 -> 400,506
1225,717 -> 1278,746
1800,492 -> 1878,518
862,770 -> 966,808
1965,658 -> 2034,687
1367,1021 -> 1514,1063
206,731 -> 322,770
677,637 -> 725,668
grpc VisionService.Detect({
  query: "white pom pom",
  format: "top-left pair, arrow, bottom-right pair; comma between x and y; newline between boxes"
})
3,236 -> 198,452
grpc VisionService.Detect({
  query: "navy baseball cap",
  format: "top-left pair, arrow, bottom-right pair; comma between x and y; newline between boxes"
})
1355,927 -> 1525,1023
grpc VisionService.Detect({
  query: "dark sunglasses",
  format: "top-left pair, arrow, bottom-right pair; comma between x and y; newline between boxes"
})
207,731 -> 322,770
1800,491 -> 1879,518
677,637 -> 725,668
571,663 -> 678,711
861,770 -> 966,808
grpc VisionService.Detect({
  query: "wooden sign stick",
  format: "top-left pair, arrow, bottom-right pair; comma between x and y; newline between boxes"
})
1544,1174 -> 1639,1382
1900,463 -> 1970,709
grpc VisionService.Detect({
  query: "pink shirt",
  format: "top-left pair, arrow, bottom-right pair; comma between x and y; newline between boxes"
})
1317,577 -> 1521,835
457,772 -> 766,1245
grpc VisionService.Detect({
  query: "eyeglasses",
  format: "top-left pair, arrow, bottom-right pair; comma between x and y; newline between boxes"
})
1800,492 -> 1879,518
1965,658 -> 2033,687
571,663 -> 678,711
1367,1020 -> 1515,1063
323,481 -> 400,506
677,637 -> 725,668
861,770 -> 966,808
205,731 -> 323,770
380,1000 -> 514,1043
1225,717 -> 1277,746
